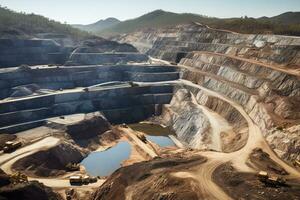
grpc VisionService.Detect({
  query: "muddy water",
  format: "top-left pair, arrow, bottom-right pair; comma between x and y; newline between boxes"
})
129,123 -> 176,147
81,141 -> 131,176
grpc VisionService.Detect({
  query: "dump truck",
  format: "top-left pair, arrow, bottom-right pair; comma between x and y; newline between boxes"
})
69,175 -> 83,185
257,171 -> 286,186
69,175 -> 97,185
120,123 -> 128,128
3,141 -> 22,153
66,163 -> 80,171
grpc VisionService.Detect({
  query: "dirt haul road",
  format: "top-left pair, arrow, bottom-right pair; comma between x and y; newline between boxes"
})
0,136 -> 104,188
174,79 -> 300,200
150,57 -> 300,198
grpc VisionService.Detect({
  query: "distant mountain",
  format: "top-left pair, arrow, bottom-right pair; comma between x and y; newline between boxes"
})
97,10 -> 300,37
72,18 -> 120,33
98,10 -> 216,37
0,6 -> 89,39
259,12 -> 300,25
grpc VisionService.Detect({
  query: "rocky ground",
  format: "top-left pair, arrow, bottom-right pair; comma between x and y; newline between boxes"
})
0,169 -> 62,200
91,151 -> 206,200
213,163 -> 300,200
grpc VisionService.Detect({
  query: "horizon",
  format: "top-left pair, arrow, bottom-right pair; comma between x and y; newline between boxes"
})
0,0 -> 299,24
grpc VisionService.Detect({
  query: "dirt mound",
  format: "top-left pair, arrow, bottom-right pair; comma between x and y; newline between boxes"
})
66,112 -> 111,140
0,134 -> 17,150
0,181 -> 62,200
12,142 -> 86,177
91,152 -> 207,200
212,163 -> 300,200
248,148 -> 288,175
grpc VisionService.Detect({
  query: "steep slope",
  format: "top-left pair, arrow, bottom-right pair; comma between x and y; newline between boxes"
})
0,6 -> 88,39
117,23 -> 300,165
72,18 -> 120,33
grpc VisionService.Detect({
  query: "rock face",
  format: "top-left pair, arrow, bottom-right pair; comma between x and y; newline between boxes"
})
161,88 -> 212,149
66,38 -> 149,65
0,37 -> 147,68
117,23 -> 300,163
0,65 -> 177,134
161,86 -> 249,152
13,141 -> 86,177
0,39 -> 69,67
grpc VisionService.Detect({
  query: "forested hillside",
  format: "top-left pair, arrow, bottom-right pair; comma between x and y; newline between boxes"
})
0,6 -> 88,39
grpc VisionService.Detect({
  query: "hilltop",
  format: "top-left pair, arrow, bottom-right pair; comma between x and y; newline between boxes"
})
72,18 -> 120,33
86,10 -> 300,37
0,6 -> 89,39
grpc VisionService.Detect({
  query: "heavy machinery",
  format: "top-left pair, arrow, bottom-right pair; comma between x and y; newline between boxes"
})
69,175 -> 97,185
136,132 -> 147,143
69,175 -> 82,185
128,81 -> 139,87
294,160 -> 300,168
120,123 -> 128,128
258,171 -> 286,186
65,163 -> 80,171
3,141 -> 22,153
9,172 -> 28,184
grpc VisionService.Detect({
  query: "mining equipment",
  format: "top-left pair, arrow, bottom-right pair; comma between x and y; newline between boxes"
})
258,171 -> 286,186
3,141 -> 22,153
66,163 -> 80,171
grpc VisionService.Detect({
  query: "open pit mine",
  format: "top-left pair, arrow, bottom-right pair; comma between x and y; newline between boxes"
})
0,23 -> 300,200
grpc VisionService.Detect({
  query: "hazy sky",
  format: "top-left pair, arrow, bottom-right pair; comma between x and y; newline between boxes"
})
0,0 -> 299,24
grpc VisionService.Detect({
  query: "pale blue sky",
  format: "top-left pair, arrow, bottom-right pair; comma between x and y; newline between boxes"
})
0,0 -> 299,24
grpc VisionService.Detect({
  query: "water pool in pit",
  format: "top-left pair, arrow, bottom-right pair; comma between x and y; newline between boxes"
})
81,141 -> 131,177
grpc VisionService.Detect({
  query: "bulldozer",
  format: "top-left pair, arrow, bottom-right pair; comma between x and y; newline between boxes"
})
136,132 -> 147,143
258,171 -> 286,187
9,172 -> 28,184
3,141 -> 22,153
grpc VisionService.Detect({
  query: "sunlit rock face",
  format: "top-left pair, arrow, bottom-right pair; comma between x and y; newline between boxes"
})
117,23 -> 300,163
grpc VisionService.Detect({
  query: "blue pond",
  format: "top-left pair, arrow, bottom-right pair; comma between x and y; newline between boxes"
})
81,141 -> 131,177
146,135 -> 175,147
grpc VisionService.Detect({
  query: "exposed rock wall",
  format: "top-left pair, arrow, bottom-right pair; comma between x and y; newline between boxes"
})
0,85 -> 174,129
0,65 -> 178,99
161,88 -> 211,149
0,39 -> 69,67
118,23 -> 300,163
161,86 -> 249,152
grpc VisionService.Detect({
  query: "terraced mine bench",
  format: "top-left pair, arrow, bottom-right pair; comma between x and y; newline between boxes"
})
0,64 -> 180,133
0,64 -> 179,99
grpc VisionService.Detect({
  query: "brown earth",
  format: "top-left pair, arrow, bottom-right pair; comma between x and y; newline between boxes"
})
12,141 -> 86,177
212,163 -> 300,200
66,112 -> 111,140
0,181 -> 63,200
90,152 -> 207,200
248,148 -> 288,175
